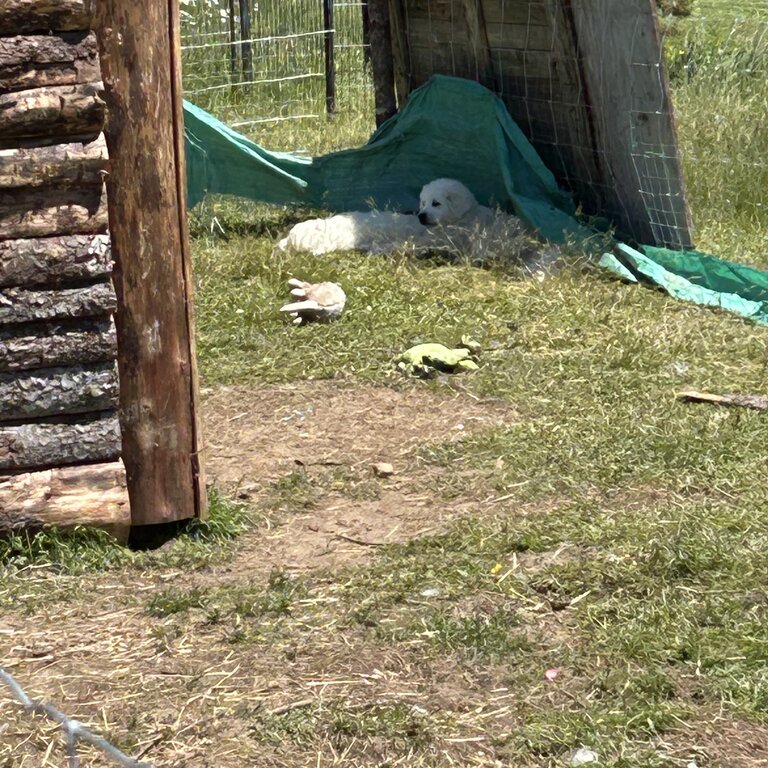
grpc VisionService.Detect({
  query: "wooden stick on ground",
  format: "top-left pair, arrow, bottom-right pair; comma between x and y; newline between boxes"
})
677,390 -> 768,411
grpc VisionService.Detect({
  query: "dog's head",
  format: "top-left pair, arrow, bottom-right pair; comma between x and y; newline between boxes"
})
417,178 -> 478,226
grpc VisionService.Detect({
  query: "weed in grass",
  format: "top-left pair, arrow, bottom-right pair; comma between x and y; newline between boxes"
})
496,702 -> 690,766
0,489 -> 251,616
184,487 -> 252,542
145,490 -> 252,569
384,606 -> 532,661
250,704 -> 320,747
250,700 -> 436,753
146,586 -> 211,617
228,568 -> 306,618
328,701 -> 435,750
270,469 -> 319,512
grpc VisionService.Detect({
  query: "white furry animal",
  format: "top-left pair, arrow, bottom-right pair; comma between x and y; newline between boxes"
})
278,178 -> 496,256
278,210 -> 427,256
277,178 -> 558,272
416,178 -> 495,227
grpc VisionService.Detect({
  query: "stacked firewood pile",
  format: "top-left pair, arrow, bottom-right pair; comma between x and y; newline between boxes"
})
0,1 -> 129,539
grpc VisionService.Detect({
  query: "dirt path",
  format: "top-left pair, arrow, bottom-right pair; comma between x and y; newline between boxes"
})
200,380 -> 519,575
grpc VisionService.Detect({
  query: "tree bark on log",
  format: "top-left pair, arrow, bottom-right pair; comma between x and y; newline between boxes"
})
0,32 -> 100,93
0,361 -> 119,422
0,134 -> 108,190
0,82 -> 104,148
0,0 -> 96,36
0,234 -> 111,288
0,282 -> 116,325
0,318 -> 116,372
97,0 -> 207,525
0,184 -> 108,239
0,460 -> 129,543
0,412 -> 121,470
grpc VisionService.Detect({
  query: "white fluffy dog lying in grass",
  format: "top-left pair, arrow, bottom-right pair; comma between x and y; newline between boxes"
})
278,208 -> 426,256
278,178 -> 523,256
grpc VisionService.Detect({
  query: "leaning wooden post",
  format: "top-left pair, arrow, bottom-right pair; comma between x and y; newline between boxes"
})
366,0 -> 397,126
95,0 -> 207,525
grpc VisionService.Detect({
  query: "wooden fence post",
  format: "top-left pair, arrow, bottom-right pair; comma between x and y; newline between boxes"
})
323,0 -> 336,115
238,0 -> 253,82
366,0 -> 397,125
228,0 -> 237,77
94,0 -> 207,525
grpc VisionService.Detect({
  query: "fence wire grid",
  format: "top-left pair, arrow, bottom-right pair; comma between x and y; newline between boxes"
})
180,0 -> 374,139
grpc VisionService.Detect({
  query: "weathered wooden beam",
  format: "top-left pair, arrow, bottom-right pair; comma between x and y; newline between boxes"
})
388,0 -> 411,107
461,0 -> 497,92
0,234 -> 111,289
0,134 -> 108,190
0,82 -> 104,148
0,412 -> 121,471
0,32 -> 100,93
0,361 -> 119,422
0,318 -> 116,372
0,282 -> 116,325
0,0 -> 95,36
367,0 -> 397,125
0,460 -> 129,543
567,0 -> 694,248
0,184 -> 108,240
96,0 -> 207,525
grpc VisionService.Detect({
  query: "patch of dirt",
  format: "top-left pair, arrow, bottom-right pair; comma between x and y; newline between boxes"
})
197,381 -> 520,578
202,380 -> 517,487
199,485 -> 485,584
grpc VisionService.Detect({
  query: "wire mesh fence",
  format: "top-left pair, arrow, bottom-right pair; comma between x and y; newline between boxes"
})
180,0 -> 374,151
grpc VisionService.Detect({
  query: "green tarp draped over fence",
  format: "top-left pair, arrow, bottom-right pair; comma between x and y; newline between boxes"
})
184,75 -> 768,324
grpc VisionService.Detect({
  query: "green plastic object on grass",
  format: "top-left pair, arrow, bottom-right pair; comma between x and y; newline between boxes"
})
397,339 -> 480,378
184,75 -> 768,325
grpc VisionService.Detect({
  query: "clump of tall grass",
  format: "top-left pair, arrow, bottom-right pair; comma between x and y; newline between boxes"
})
665,16 -> 768,265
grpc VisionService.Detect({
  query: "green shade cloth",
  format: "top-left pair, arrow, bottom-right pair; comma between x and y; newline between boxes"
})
600,244 -> 768,324
184,75 -> 768,324
184,75 -> 592,244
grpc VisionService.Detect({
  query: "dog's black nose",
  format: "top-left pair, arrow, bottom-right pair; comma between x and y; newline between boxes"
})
418,212 -> 428,225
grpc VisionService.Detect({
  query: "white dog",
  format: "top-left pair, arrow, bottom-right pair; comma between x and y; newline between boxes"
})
278,178 -> 498,255
277,209 -> 426,256
277,178 -> 554,270
416,178 -> 496,227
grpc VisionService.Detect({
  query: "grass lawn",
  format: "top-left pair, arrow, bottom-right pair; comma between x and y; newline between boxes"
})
2,3 -> 768,767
